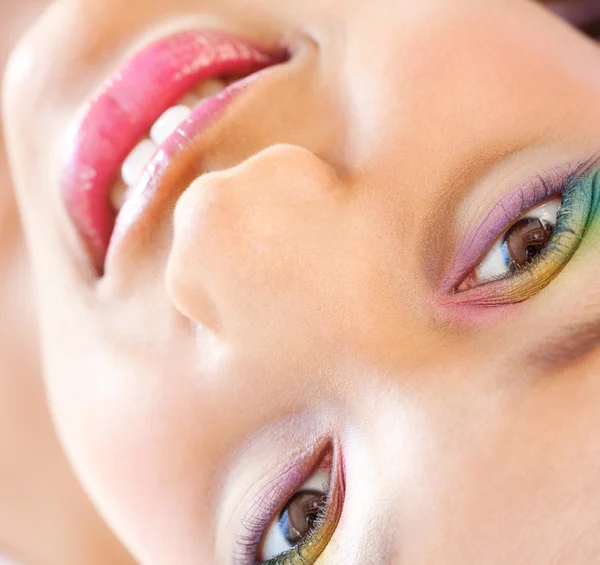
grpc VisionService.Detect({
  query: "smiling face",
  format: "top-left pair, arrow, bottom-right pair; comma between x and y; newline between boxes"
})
4,0 -> 600,564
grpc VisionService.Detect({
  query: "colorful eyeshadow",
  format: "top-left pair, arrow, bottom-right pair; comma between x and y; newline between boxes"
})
263,454 -> 344,565
450,160 -> 600,306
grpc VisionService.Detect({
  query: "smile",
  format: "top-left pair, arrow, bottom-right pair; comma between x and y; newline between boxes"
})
63,29 -> 288,275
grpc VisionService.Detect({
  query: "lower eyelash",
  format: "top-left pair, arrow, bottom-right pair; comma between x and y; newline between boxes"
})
446,157 -> 600,292
264,453 -> 346,565
454,164 -> 600,305
235,445 -> 339,565
264,491 -> 330,565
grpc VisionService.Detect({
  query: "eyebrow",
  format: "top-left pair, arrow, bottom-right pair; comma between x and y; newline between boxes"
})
523,315 -> 600,372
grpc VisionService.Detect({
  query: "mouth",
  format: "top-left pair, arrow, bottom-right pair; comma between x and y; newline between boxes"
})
63,30 -> 289,275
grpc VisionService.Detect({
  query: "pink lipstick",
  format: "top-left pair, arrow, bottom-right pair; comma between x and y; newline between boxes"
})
64,30 -> 287,274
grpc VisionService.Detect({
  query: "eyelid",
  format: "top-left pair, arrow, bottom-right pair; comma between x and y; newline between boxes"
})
460,197 -> 561,289
234,441 -> 343,565
274,448 -> 345,565
262,448 -> 345,565
440,155 -> 600,296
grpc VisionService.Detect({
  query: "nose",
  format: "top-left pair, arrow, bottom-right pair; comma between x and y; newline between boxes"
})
166,143 -> 342,334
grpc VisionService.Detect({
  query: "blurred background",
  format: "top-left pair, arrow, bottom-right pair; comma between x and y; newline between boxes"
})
0,2 -> 135,564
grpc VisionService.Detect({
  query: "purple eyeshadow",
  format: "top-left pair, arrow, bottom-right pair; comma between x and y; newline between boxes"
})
234,441 -> 332,564
440,158 -> 597,293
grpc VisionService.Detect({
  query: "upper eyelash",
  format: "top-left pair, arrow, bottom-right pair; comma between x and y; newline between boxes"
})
443,154 -> 600,293
474,200 -> 562,284
470,162 -> 586,261
234,446 -> 335,565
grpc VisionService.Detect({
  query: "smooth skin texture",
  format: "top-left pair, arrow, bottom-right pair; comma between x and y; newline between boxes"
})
0,2 -> 136,565
4,0 -> 600,563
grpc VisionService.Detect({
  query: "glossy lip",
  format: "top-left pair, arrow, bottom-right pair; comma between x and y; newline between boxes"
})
63,29 -> 288,275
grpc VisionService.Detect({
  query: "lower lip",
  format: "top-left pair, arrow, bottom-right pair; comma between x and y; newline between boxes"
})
63,30 -> 286,275
107,73 -> 262,267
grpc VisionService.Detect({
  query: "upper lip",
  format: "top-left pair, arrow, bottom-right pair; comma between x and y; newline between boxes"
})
63,29 -> 288,275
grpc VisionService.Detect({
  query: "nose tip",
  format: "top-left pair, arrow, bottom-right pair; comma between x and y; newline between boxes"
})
166,143 -> 340,332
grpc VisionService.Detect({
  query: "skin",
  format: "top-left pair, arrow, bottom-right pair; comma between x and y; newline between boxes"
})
0,3 -> 136,565
3,0 -> 600,563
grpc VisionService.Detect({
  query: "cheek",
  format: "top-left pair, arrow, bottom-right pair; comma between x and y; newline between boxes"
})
42,324 -> 342,565
398,373 -> 600,564
46,349 -> 237,564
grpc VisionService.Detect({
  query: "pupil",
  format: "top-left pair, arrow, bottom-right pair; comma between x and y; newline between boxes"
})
505,218 -> 554,268
525,245 -> 539,261
278,490 -> 323,546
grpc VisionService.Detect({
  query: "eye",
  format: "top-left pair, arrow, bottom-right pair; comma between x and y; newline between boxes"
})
236,448 -> 345,565
458,197 -> 561,290
453,161 -> 600,306
259,467 -> 330,561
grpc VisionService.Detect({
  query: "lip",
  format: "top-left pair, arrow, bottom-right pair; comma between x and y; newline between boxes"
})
63,29 -> 288,275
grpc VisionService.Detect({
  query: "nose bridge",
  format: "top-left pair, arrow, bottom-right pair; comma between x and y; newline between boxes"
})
166,143 -> 345,333
336,386 -> 437,565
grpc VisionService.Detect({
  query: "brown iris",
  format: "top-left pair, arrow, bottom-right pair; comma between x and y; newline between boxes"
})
278,490 -> 324,545
505,218 -> 554,268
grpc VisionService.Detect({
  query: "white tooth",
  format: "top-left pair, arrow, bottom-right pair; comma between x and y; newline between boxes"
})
121,139 -> 157,187
110,182 -> 129,210
196,78 -> 227,101
149,105 -> 192,145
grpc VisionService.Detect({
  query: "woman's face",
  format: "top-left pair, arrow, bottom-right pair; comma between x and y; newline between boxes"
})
4,0 -> 600,563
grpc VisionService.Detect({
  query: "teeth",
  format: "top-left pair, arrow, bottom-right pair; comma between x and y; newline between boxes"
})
150,105 -> 192,145
110,181 -> 130,211
121,139 -> 157,188
179,78 -> 228,109
196,78 -> 227,100
114,78 -> 230,210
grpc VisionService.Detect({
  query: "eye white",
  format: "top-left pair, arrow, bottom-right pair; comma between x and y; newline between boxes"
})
475,198 -> 561,283
260,468 -> 330,561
